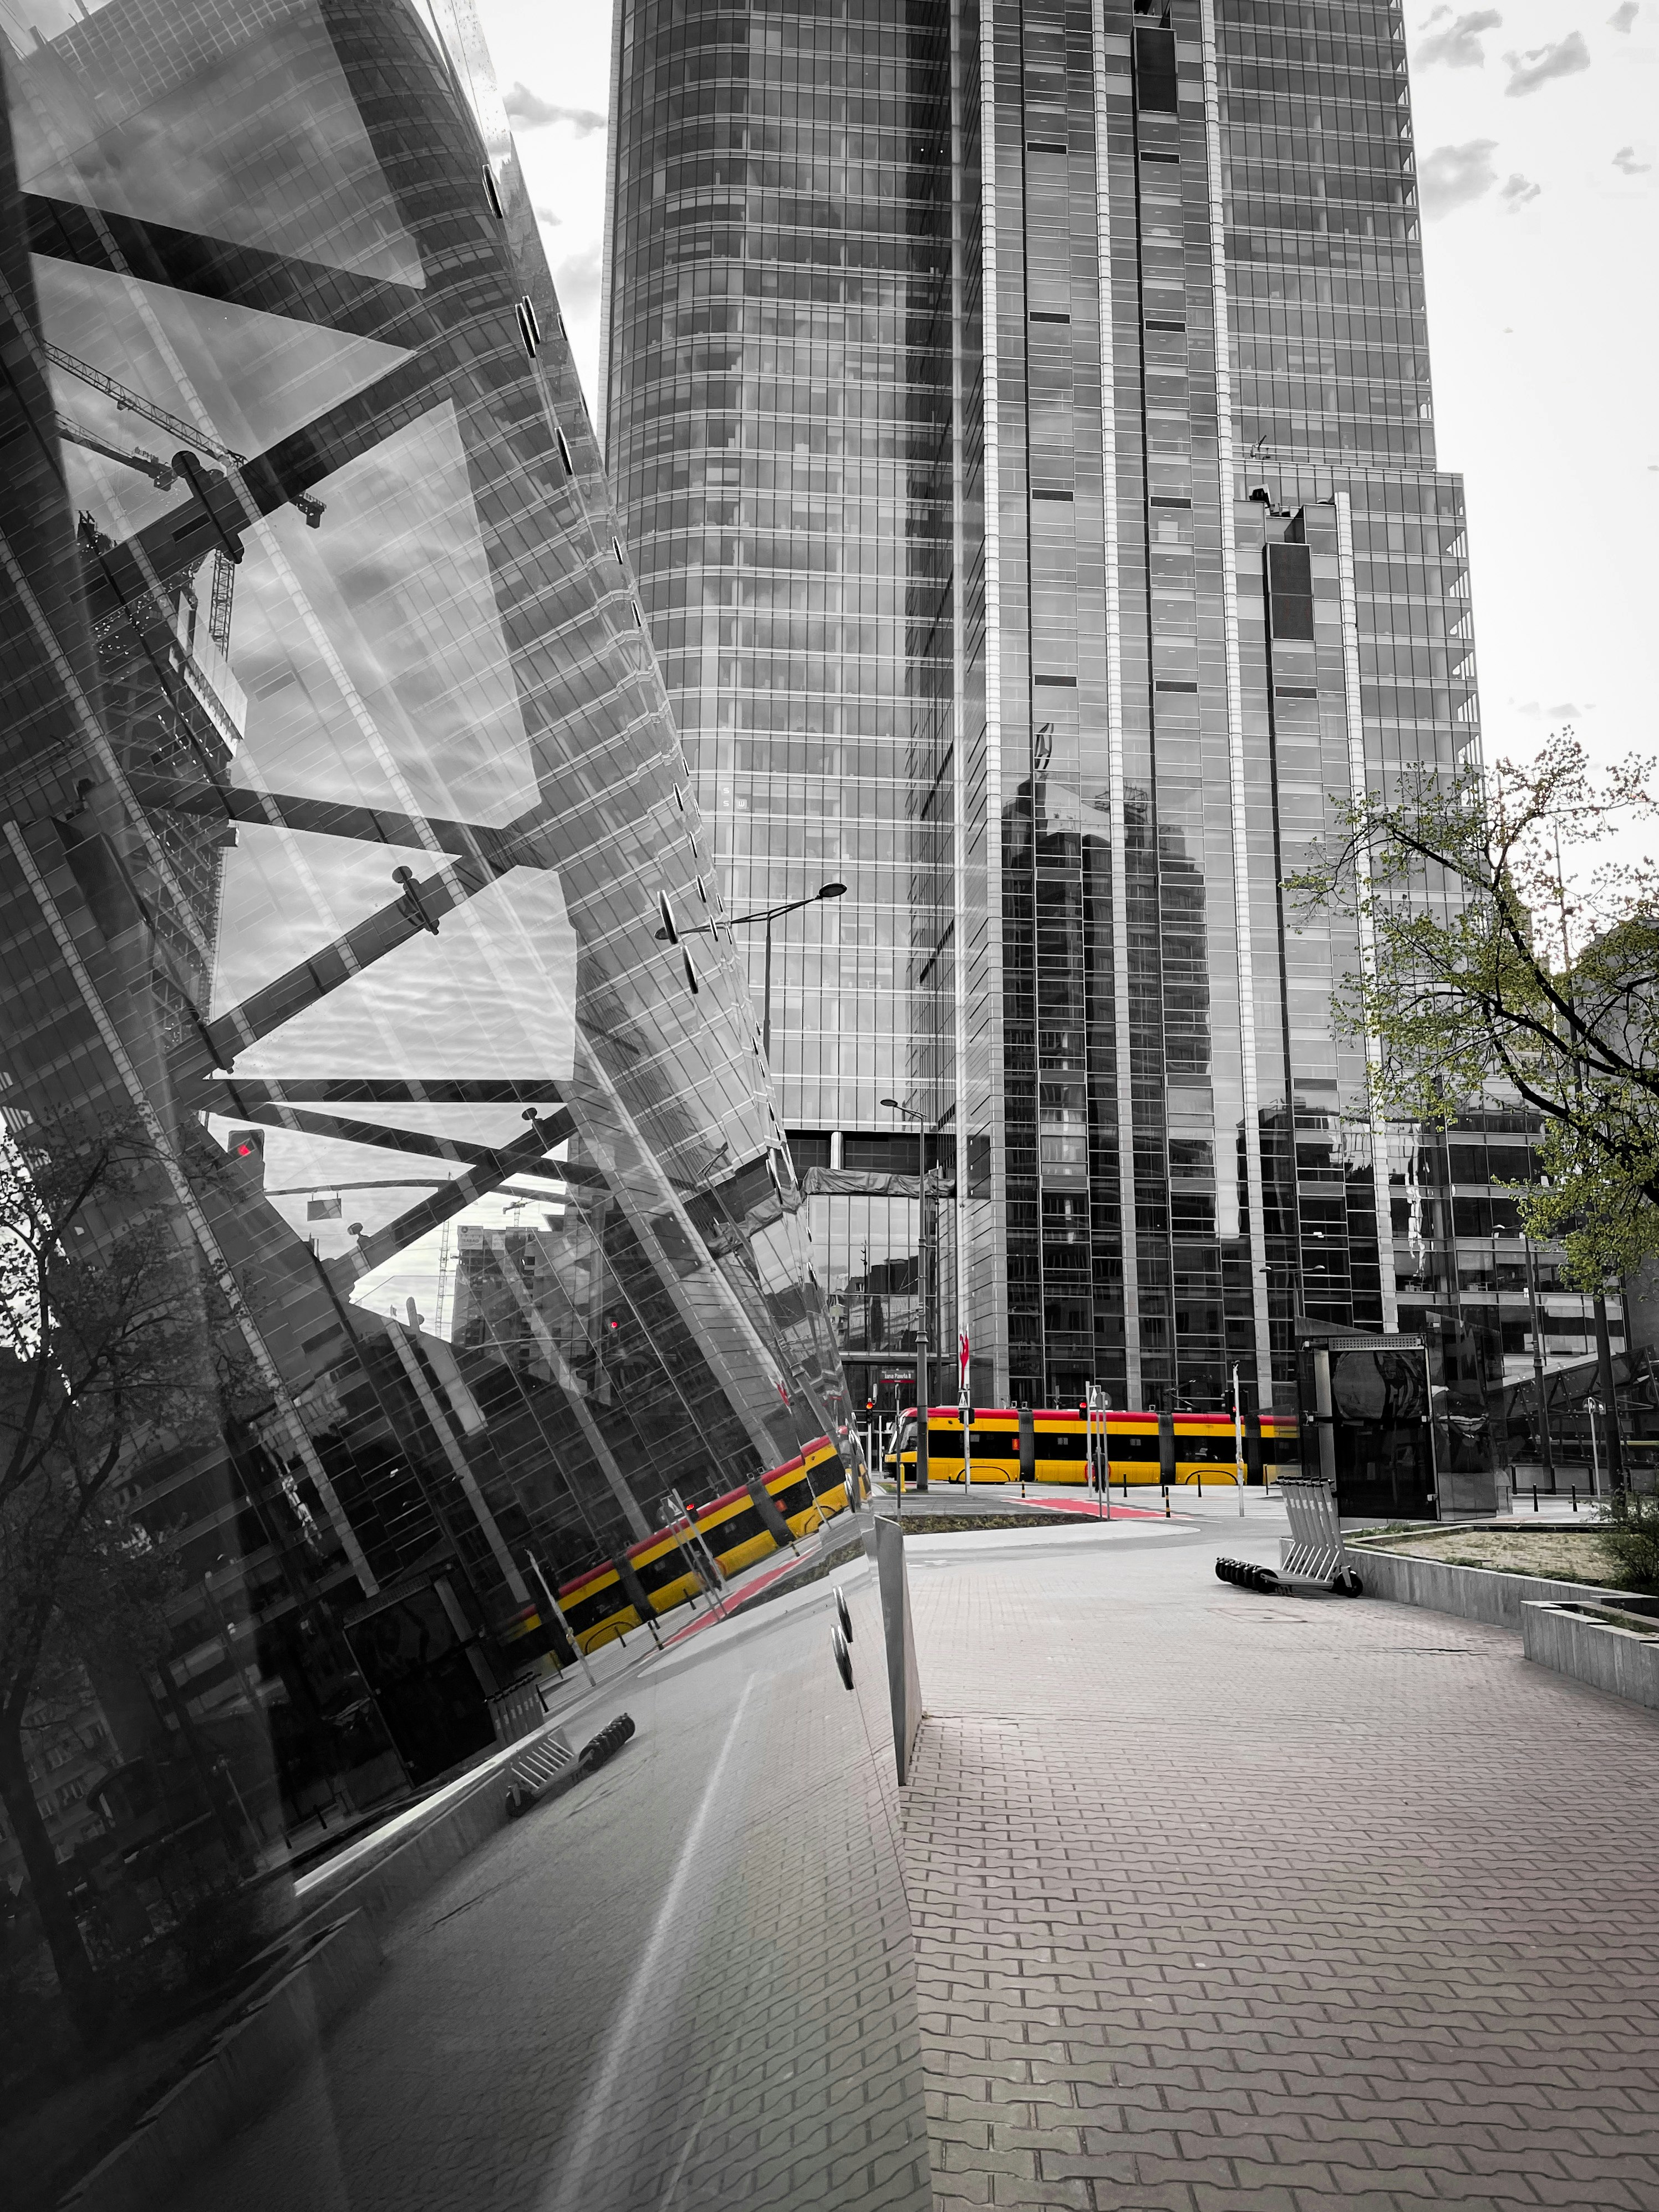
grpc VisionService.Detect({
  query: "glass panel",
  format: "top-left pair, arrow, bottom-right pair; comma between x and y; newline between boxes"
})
0,7 -> 909,2205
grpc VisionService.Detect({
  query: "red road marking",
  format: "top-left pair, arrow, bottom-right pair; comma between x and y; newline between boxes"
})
659,1548 -> 805,1649
1012,1493 -> 1184,1521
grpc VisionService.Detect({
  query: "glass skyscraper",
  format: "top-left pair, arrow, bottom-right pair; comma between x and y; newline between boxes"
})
605,0 -> 1625,1420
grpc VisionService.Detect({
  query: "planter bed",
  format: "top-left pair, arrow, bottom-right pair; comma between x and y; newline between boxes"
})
1297,1531 -> 1644,1633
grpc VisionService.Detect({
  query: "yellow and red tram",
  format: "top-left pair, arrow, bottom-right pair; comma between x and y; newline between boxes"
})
882,1404 -> 1300,1487
556,1434 -> 851,1653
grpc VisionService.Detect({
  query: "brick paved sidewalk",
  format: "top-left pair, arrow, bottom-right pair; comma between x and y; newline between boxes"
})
900,1524 -> 1659,2211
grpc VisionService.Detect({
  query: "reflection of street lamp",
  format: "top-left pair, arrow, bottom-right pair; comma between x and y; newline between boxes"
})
658,880 -> 846,1063
881,1095 -> 954,1498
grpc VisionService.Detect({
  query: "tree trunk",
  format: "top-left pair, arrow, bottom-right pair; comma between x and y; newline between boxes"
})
0,1708 -> 104,2043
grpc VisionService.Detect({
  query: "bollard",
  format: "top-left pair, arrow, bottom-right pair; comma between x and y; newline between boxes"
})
1533,1485 -> 1539,1514
1164,1489 -> 1172,1520
1196,1469 -> 1203,1496
1571,1485 -> 1578,1515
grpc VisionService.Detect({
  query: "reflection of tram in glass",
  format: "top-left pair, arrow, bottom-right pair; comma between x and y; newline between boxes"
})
883,1405 -> 1301,1485
557,1436 -> 851,1652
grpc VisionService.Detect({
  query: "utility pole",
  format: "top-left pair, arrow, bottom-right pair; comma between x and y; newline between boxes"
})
1553,821 -> 1626,1500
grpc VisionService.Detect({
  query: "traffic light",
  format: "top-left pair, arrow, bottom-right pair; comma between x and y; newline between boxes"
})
226,1129 -> 266,1187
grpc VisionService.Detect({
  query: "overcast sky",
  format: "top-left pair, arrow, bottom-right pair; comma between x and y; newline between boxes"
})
476,1 -> 1657,855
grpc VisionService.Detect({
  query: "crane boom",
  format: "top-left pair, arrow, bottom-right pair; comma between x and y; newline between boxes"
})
57,416 -> 176,490
43,341 -> 324,526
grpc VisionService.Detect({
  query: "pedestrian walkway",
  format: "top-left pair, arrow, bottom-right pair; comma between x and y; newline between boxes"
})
900,1515 -> 1659,2210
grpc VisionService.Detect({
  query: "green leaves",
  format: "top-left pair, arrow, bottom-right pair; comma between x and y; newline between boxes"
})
1288,731 -> 1659,1289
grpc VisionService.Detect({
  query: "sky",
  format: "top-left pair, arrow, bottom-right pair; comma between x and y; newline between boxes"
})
475,0 -> 1658,864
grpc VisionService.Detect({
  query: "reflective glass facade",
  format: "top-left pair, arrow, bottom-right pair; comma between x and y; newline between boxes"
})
1,12 -> 938,2205
0,0 -> 859,1849
608,0 -> 1624,1420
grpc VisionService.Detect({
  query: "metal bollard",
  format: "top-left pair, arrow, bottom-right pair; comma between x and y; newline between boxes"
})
1533,1485 -> 1539,1514
1164,1488 -> 1172,1520
1571,1484 -> 1578,1515
1196,1469 -> 1203,1496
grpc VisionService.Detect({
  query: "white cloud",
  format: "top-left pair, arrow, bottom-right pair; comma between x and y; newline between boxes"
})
533,203 -> 564,227
1419,9 -> 1505,67
1419,138 -> 1500,213
1609,3 -> 1640,30
503,82 -> 607,134
1500,172 -> 1543,206
552,244 -> 603,320
1503,30 -> 1592,94
1612,145 -> 1653,173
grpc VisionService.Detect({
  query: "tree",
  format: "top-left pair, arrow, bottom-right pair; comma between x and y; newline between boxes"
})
1287,731 -> 1659,1291
0,1114 -> 227,2038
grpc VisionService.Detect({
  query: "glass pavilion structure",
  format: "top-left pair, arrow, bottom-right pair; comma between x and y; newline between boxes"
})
603,0 -> 1625,1419
0,0 -> 852,1813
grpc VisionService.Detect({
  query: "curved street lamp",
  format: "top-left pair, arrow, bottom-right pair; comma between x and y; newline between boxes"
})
658,879 -> 846,1062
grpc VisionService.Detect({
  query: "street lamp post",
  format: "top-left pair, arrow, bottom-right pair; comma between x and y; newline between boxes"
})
881,1095 -> 954,1501
657,879 -> 846,1064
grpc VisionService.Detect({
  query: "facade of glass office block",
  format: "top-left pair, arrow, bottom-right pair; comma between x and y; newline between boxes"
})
0,0 -> 853,1829
606,0 -> 1623,1419
603,0 -> 965,1414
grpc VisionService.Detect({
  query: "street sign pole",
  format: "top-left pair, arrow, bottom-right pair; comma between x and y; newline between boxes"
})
959,1327 -> 973,1495
914,1128 -> 929,1499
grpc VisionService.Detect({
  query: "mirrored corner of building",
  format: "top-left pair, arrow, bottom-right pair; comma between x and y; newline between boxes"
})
0,5 -> 927,2208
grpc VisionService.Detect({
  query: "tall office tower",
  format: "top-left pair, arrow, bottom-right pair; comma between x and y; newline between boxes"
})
608,0 -> 1554,1419
1,0 -> 848,1803
604,0 -> 960,1414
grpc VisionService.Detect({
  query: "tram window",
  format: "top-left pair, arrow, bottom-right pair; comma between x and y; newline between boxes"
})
562,1578 -> 623,1633
707,1504 -> 766,1552
1178,1434 -> 1234,1463
773,1477 -> 817,1517
1041,1432 -> 1088,1460
634,1542 -> 699,1594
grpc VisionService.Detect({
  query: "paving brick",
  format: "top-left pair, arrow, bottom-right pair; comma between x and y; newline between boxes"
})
902,1520 -> 1659,2212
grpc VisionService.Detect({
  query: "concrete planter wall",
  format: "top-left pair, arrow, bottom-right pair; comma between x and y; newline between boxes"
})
1522,1602 -> 1659,1711
1301,1540 -> 1632,1630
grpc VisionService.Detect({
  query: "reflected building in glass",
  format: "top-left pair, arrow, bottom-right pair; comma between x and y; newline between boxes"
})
605,0 -> 1624,1419
1,0 -> 852,1813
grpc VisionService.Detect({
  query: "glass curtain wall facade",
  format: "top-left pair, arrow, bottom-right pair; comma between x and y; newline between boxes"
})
0,0 -> 852,1832
608,0 -> 1620,1423
961,0 -> 1434,1413
603,0 -> 963,1416
963,0 -> 1623,1414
